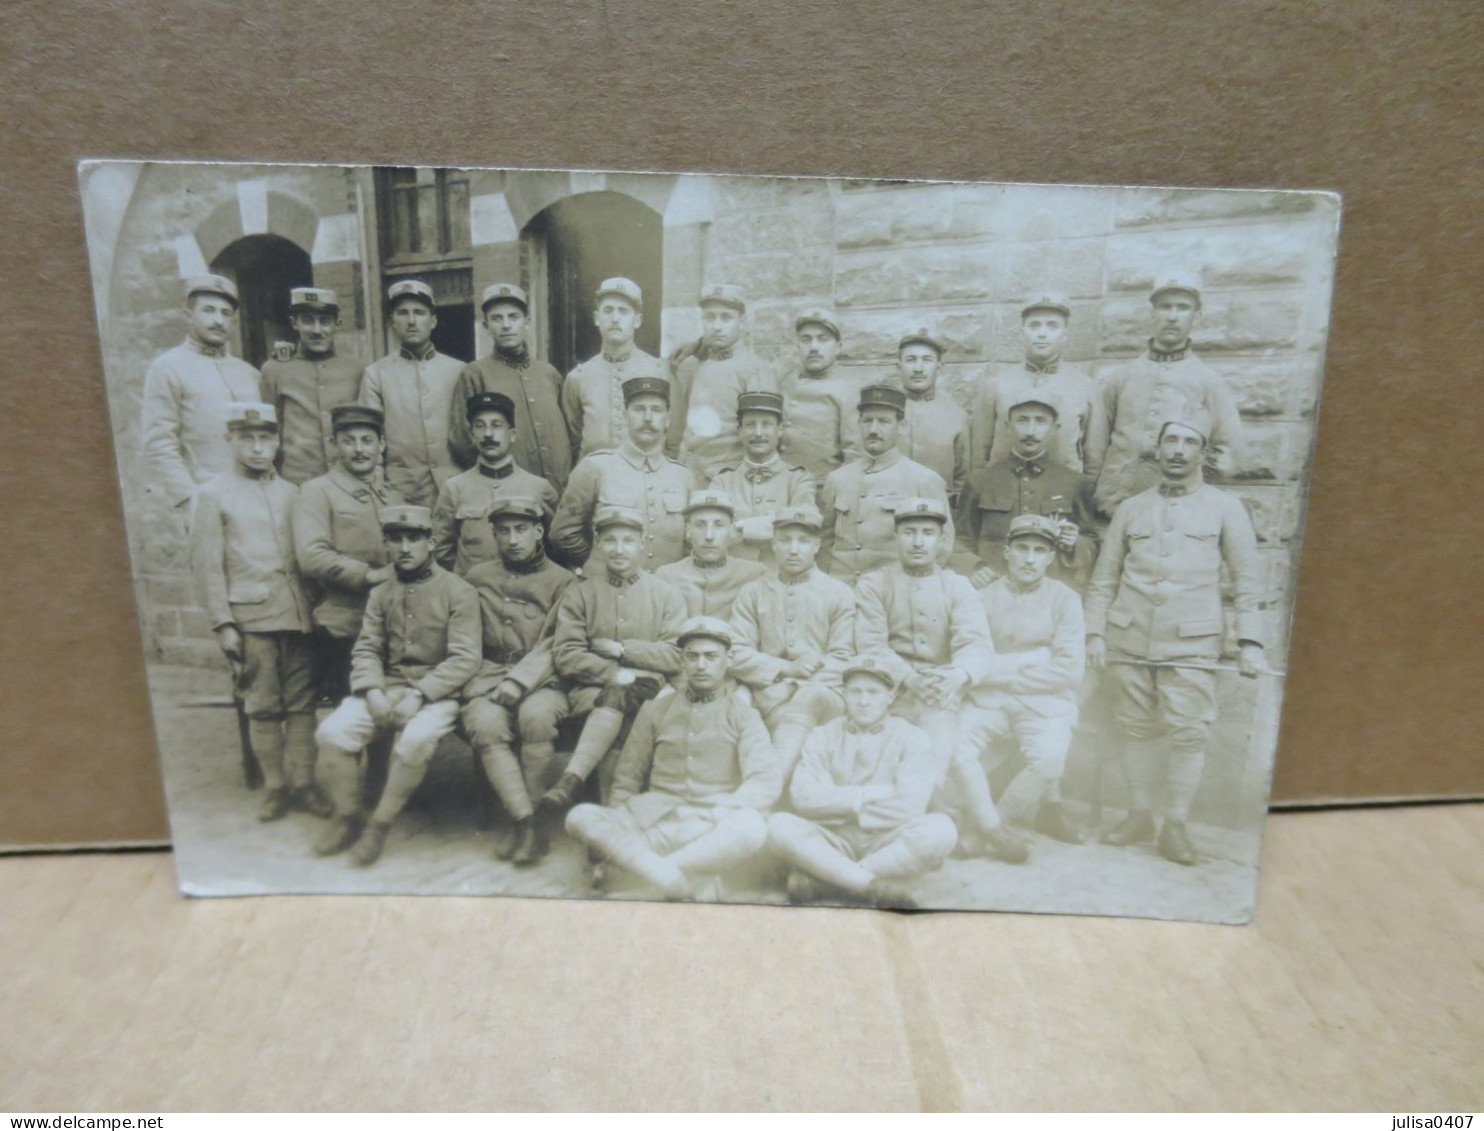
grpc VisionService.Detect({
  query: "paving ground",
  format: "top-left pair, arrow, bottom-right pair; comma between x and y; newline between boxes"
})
148,662 -> 1265,923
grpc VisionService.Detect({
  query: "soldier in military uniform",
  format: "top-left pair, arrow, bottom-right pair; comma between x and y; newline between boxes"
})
459,497 -> 576,867
1085,274 -> 1246,519
708,391 -> 817,564
359,280 -> 466,508
190,403 -> 323,822
566,616 -> 781,900
655,489 -> 767,620
561,277 -> 667,460
431,391 -> 560,576
668,284 -> 779,477
539,506 -> 688,816
893,328 -> 967,503
259,286 -> 365,485
292,404 -> 404,702
956,515 -> 1088,849
972,292 -> 1104,478
818,385 -> 955,586
141,275 -> 263,513
778,307 -> 862,480
1084,417 -> 1266,865
313,505 -> 482,867
728,504 -> 856,779
766,657 -> 958,910
448,283 -> 573,492
953,397 -> 1098,592
550,377 -> 700,571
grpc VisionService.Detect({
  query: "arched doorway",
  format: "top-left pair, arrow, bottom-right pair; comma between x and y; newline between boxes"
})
524,192 -> 663,376
210,234 -> 313,368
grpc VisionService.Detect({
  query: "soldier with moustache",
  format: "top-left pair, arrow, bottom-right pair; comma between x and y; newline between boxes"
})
709,391 -> 818,564
359,279 -> 466,508
431,391 -> 560,576
448,283 -> 573,492
778,308 -> 863,481
561,277 -> 667,461
259,286 -> 365,485
654,490 -> 767,620
893,328 -> 968,504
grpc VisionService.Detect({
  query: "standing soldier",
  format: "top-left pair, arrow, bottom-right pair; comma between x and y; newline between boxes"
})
448,283 -> 572,492
259,286 -> 364,485
313,504 -> 482,867
766,658 -> 958,910
953,397 -> 1098,592
459,497 -> 576,867
566,616 -> 781,901
778,308 -> 862,480
359,279 -> 465,508
190,402 -> 323,822
1085,274 -> 1246,519
141,275 -> 262,512
293,404 -> 404,702
539,506 -> 688,815
431,391 -> 560,576
655,489 -> 768,620
709,391 -> 817,563
550,377 -> 700,571
668,284 -> 779,477
728,504 -> 856,779
893,328 -> 968,503
1084,417 -> 1266,865
561,277 -> 666,460
818,385 -> 955,586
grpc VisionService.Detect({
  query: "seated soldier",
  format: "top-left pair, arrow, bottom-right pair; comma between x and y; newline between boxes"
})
766,657 -> 958,910
313,504 -> 482,866
566,616 -> 782,900
956,515 -> 1088,851
709,391 -> 817,563
539,505 -> 688,815
655,489 -> 767,620
459,497 -> 576,866
432,391 -> 559,576
728,504 -> 855,779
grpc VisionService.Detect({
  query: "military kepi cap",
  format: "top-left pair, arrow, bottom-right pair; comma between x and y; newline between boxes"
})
330,403 -> 384,435
1150,271 -> 1204,303
381,505 -> 434,534
289,286 -> 339,313
898,327 -> 946,354
487,496 -> 547,524
841,655 -> 897,691
1021,292 -> 1072,319
596,277 -> 643,309
736,391 -> 784,419
387,279 -> 435,308
622,376 -> 671,405
677,615 -> 734,650
893,496 -> 949,526
684,489 -> 735,517
1006,395 -> 1060,419
481,282 -> 529,313
185,274 -> 239,307
698,283 -> 746,312
225,401 -> 277,432
593,505 -> 646,533
1007,514 -> 1061,546
772,504 -> 824,533
794,306 -> 841,339
466,390 -> 517,423
1159,413 -> 1211,444
858,384 -> 908,415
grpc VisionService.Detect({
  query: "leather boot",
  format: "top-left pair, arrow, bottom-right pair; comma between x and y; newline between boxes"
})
1101,810 -> 1157,846
538,771 -> 584,816
1158,819 -> 1198,866
865,877 -> 920,910
981,823 -> 1030,864
1035,800 -> 1085,844
313,813 -> 363,857
258,787 -> 291,823
786,869 -> 831,906
490,822 -> 520,861
510,818 -> 543,868
350,820 -> 391,867
292,785 -> 334,819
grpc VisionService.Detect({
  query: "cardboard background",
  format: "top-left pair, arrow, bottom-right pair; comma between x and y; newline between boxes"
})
1,0 -> 1480,848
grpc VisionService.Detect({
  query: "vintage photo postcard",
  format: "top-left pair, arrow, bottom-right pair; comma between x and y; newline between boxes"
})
79,161 -> 1339,922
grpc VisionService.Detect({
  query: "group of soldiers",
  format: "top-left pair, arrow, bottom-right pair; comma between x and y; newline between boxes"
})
141,264 -> 1268,908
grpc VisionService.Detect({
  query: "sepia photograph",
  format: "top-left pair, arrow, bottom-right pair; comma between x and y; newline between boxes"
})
79,161 -> 1340,922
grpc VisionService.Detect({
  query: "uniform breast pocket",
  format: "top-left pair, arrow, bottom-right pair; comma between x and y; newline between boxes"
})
662,492 -> 686,516
228,581 -> 270,605
1126,520 -> 1155,545
457,503 -> 492,545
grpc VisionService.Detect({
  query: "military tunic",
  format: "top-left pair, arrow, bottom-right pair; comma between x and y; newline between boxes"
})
549,441 -> 701,570
818,450 -> 956,585
551,570 -> 686,713
729,568 -> 856,717
562,348 -> 667,459
654,555 -> 769,621
141,339 -> 263,508
359,343 -> 466,507
448,349 -> 573,491
854,563 -> 994,690
779,367 -> 864,480
898,388 -> 968,501
461,554 -> 574,700
669,347 -> 779,477
430,460 -> 561,576
952,456 -> 1099,592
348,565 -> 482,702
972,359 -> 1103,476
259,347 -> 365,484
708,456 -> 819,562
292,464 -> 403,638
1087,344 -> 1246,518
